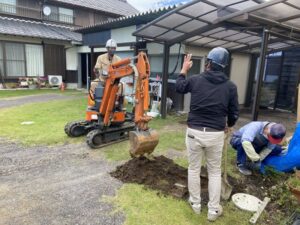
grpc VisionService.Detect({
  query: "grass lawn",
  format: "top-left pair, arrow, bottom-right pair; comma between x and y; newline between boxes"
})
0,96 -> 87,145
108,184 -> 253,225
0,89 -> 82,99
101,115 -> 186,161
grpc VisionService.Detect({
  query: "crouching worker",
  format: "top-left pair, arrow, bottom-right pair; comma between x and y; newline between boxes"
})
230,121 -> 286,175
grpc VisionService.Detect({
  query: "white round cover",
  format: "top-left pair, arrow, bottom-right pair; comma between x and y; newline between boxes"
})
232,193 -> 262,212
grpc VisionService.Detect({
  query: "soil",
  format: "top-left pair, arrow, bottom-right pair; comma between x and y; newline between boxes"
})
111,156 -> 277,201
111,155 -> 209,202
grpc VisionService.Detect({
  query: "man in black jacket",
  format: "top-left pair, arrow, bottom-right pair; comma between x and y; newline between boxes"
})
176,47 -> 239,222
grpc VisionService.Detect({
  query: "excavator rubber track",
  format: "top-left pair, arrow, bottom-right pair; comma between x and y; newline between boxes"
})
86,122 -> 135,149
64,120 -> 92,137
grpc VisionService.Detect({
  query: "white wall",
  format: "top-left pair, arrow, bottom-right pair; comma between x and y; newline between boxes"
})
147,43 -> 184,55
181,45 -> 251,106
184,45 -> 210,57
111,26 -> 136,43
0,35 -> 42,44
230,53 -> 251,105
77,46 -> 133,53
77,46 -> 91,53
66,47 -> 78,70
175,46 -> 251,111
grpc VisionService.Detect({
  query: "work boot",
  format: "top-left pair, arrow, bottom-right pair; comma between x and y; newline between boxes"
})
207,205 -> 223,222
237,164 -> 252,176
188,199 -> 201,214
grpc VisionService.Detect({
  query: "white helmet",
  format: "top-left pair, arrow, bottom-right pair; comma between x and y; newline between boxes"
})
105,39 -> 117,48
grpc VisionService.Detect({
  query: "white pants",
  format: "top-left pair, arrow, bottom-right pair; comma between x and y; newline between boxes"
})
186,127 -> 224,212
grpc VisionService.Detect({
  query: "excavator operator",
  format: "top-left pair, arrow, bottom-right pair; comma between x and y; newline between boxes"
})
90,39 -> 124,111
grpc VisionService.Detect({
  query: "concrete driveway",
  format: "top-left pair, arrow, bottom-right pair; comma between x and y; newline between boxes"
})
0,94 -> 79,109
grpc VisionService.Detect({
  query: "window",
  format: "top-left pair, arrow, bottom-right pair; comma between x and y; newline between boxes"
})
0,42 -> 45,77
59,7 -> 73,24
149,56 -> 163,78
44,5 -> 59,22
0,44 -> 4,76
26,44 -> 44,77
5,43 -> 25,77
44,5 -> 73,24
0,0 -> 16,14
149,55 -> 183,79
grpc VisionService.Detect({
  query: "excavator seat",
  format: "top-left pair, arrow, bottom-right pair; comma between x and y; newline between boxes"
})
90,85 -> 104,111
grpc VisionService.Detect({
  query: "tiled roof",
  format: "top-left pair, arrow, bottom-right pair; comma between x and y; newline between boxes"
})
53,0 -> 139,16
0,16 -> 82,42
77,6 -> 176,33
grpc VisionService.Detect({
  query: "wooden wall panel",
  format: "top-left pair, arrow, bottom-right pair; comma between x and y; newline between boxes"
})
44,44 -> 66,77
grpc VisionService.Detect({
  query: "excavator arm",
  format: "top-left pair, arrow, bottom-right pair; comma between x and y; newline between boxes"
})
99,58 -> 134,126
100,52 -> 159,157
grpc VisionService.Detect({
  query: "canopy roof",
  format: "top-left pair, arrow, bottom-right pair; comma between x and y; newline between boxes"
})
133,0 -> 300,53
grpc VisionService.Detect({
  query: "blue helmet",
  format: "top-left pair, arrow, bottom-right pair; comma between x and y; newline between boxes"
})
207,47 -> 229,68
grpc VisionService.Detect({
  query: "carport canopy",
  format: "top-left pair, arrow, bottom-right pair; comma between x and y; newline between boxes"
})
133,0 -> 300,119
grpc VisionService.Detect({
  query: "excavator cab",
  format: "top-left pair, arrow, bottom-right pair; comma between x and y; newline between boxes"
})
65,51 -> 159,157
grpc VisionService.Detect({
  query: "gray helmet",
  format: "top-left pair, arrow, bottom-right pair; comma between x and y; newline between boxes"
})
207,47 -> 229,68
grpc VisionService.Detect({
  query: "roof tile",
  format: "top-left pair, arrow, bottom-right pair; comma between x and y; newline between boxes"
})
53,0 -> 139,16
0,16 -> 82,42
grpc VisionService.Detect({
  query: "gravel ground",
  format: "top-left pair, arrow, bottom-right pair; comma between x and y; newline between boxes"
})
0,94 -> 79,109
0,140 -> 124,225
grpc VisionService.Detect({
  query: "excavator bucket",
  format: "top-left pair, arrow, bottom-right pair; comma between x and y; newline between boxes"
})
129,129 -> 159,157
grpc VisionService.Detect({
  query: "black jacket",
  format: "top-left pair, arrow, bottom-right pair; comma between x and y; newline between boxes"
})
176,70 -> 239,131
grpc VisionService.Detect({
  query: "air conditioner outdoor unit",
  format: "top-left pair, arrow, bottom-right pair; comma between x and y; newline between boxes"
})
48,75 -> 62,86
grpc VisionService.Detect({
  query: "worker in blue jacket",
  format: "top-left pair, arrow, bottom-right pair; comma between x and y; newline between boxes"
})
230,121 -> 286,175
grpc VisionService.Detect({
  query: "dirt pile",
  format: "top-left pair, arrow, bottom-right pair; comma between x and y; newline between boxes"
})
111,156 -> 297,224
110,155 -> 209,200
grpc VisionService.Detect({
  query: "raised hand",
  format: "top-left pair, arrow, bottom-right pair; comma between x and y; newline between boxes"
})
180,54 -> 193,75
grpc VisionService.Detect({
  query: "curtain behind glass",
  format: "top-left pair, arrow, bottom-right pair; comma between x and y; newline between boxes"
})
26,44 -> 44,77
0,43 -> 3,77
5,42 -> 25,77
0,0 -> 16,14
59,7 -> 73,24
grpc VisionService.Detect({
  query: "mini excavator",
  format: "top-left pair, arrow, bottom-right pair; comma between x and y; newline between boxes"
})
64,52 -> 159,157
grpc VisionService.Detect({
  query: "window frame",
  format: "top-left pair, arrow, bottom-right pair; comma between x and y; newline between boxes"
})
58,7 -> 74,24
0,41 -> 45,78
4,42 -> 26,77
0,0 -> 16,14
43,5 -> 74,24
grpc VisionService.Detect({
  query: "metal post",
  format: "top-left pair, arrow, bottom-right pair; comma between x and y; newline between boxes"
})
86,53 -> 89,91
251,28 -> 269,121
273,51 -> 284,110
77,53 -> 82,88
245,54 -> 258,108
161,44 -> 170,119
90,47 -> 94,80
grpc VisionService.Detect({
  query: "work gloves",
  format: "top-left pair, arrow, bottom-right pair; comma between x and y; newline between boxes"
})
242,141 -> 261,162
242,141 -> 273,162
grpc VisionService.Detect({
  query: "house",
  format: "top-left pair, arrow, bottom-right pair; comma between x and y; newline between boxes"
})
77,7 -> 251,112
0,0 -> 138,87
76,7 -> 175,89
78,1 -> 300,115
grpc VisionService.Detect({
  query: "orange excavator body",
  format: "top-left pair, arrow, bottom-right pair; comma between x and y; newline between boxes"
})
66,52 -> 159,157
